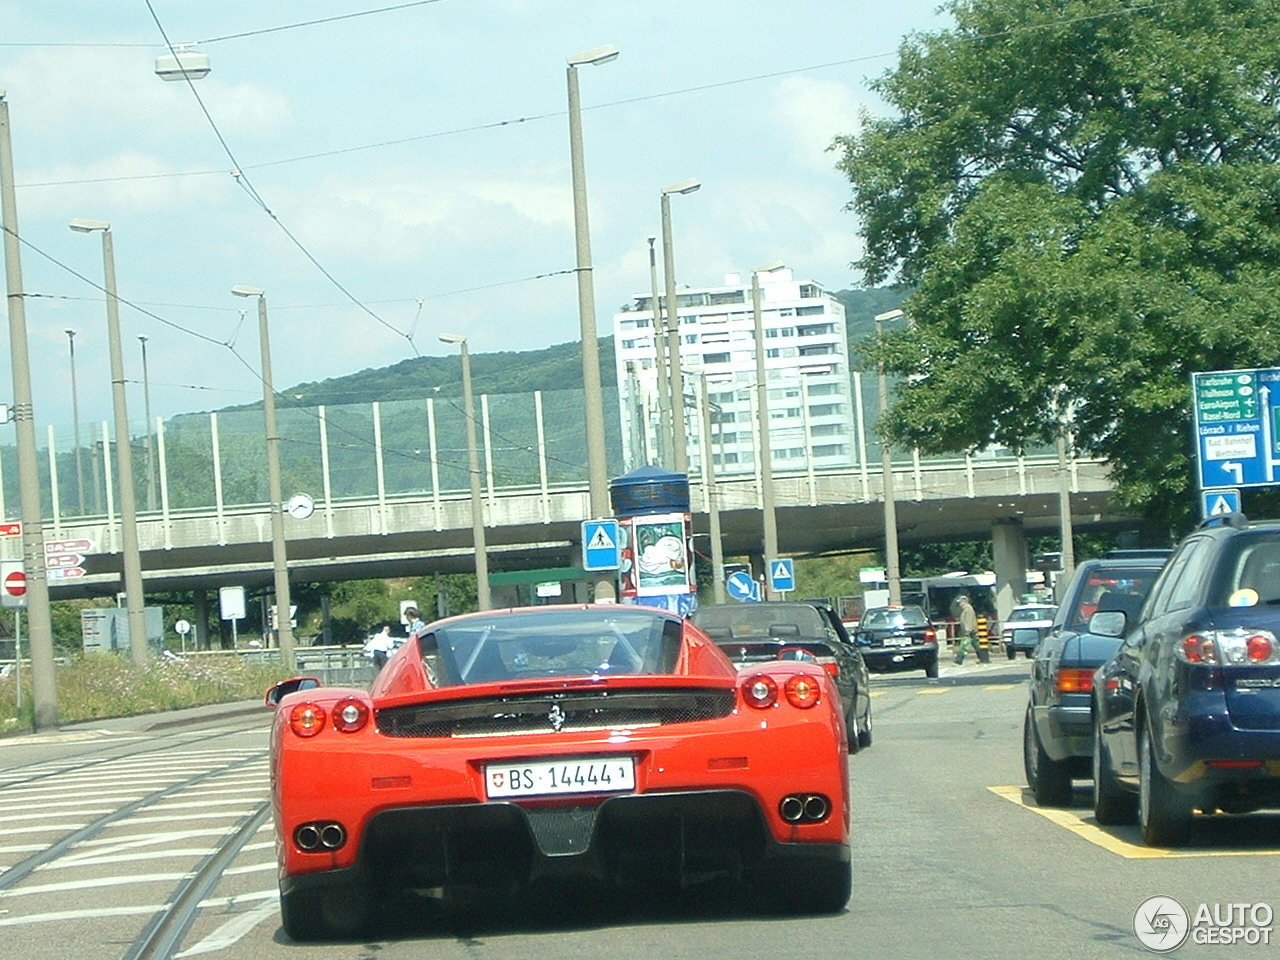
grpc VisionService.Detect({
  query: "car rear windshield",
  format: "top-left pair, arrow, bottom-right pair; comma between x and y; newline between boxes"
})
1067,568 -> 1162,629
1208,531 -> 1280,607
1007,606 -> 1054,622
861,606 -> 929,629
690,604 -> 828,641
422,608 -> 683,687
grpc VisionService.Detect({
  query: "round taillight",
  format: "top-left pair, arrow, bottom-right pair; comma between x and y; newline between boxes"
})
742,674 -> 778,709
1246,634 -> 1274,663
1181,635 -> 1216,663
784,673 -> 821,709
289,702 -> 326,738
332,697 -> 370,733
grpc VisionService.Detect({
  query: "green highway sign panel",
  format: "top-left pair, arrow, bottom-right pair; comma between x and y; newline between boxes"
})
1192,368 -> 1280,490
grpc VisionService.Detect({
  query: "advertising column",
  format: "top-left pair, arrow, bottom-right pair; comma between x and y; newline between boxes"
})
610,466 -> 697,617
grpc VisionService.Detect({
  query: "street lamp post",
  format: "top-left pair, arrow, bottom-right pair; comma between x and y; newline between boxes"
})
753,262 -> 785,597
874,309 -> 905,606
440,333 -> 491,610
698,376 -> 726,604
70,218 -> 149,667
138,334 -> 155,512
647,235 -> 672,466
660,178 -> 700,476
66,328 -> 85,514
231,285 -> 295,669
566,44 -> 618,603
1,91 -> 59,728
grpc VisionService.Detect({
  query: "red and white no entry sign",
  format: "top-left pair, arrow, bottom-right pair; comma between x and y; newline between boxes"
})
3,569 -> 26,596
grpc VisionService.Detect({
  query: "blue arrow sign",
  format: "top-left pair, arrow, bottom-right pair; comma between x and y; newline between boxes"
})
769,558 -> 795,593
1192,368 -> 1280,490
726,570 -> 758,602
1201,488 -> 1240,520
581,519 -> 621,571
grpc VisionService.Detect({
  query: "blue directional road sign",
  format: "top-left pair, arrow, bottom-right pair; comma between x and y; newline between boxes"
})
1201,488 -> 1241,520
726,570 -> 759,602
1192,368 -> 1280,490
581,519 -> 621,571
769,558 -> 795,593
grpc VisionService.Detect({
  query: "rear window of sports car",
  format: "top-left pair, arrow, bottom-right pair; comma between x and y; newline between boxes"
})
421,608 -> 683,686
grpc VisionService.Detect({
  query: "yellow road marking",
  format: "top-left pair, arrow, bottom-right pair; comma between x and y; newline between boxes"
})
988,785 -> 1280,858
983,684 -> 1017,690
916,688 -> 950,695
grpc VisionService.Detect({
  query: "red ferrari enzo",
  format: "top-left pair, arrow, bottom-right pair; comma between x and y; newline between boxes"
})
267,604 -> 851,940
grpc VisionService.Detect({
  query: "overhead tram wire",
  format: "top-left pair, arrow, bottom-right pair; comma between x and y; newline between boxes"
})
145,1 -> 414,353
18,1 -> 1187,192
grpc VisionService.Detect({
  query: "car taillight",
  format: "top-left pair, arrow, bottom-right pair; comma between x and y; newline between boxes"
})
784,674 -> 822,709
1246,634 -> 1275,663
821,661 -> 841,678
1055,667 -> 1095,693
923,628 -> 937,644
331,697 -> 370,733
1180,635 -> 1217,664
742,674 -> 778,709
289,702 -> 326,738
1178,629 -> 1280,665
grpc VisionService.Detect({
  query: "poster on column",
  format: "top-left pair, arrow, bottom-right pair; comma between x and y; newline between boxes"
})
630,512 -> 694,597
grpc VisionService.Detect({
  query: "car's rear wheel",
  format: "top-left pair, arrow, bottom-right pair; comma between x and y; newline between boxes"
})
753,858 -> 851,915
1139,725 -> 1192,846
844,704 -> 860,753
1092,719 -> 1136,825
1007,646 -> 1017,660
1023,704 -> 1072,806
856,705 -> 873,749
924,656 -> 938,679
280,884 -> 371,942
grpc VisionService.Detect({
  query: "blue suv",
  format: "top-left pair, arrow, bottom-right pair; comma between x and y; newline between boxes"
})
1092,514 -> 1280,845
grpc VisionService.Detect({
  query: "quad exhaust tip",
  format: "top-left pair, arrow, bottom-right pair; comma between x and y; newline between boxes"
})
779,793 -> 830,823
294,821 -> 347,852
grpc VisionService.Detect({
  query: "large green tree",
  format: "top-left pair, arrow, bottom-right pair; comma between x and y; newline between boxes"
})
834,0 -> 1280,534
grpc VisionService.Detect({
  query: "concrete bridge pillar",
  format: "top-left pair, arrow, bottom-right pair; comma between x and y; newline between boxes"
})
991,518 -> 1029,622
193,589 -> 210,651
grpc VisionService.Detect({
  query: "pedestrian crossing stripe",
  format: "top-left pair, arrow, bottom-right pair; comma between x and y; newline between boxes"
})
588,525 -> 616,550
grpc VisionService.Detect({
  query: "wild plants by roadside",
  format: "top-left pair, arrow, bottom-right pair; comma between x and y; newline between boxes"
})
0,653 -> 294,733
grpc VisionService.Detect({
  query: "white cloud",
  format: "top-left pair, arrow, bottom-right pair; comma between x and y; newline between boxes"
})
766,75 -> 865,172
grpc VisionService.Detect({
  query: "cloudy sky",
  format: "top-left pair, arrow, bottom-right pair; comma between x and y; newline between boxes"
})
0,0 -> 950,430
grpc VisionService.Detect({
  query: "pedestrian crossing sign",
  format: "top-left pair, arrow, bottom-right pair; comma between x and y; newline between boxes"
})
582,519 -> 622,571
769,558 -> 795,593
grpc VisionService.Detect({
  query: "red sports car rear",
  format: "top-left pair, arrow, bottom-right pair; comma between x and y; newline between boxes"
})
268,605 -> 850,940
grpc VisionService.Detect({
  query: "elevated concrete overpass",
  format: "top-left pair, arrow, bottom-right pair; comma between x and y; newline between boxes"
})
36,455 -> 1128,599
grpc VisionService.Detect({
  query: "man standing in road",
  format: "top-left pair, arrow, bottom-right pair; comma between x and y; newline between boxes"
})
953,595 -> 979,664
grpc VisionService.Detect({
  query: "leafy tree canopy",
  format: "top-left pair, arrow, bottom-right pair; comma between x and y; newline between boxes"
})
834,0 -> 1280,534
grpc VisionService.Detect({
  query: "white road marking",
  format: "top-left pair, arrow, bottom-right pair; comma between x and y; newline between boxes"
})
175,899 -> 279,957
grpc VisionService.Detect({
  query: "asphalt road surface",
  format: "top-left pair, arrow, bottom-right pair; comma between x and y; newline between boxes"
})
0,661 -> 1275,959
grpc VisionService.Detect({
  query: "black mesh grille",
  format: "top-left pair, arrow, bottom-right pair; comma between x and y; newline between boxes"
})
377,688 -> 735,739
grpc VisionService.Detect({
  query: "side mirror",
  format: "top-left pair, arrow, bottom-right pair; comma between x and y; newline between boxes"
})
1088,610 -> 1127,639
265,676 -> 321,708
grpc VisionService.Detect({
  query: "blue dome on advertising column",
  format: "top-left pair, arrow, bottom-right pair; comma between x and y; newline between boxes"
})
610,466 -> 689,517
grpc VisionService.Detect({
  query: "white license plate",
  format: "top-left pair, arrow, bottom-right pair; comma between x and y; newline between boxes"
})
485,757 -> 636,799
883,636 -> 913,647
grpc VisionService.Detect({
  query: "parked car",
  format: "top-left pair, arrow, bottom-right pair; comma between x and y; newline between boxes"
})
1023,555 -> 1167,805
265,604 -> 851,939
1093,515 -> 1280,845
1001,603 -> 1057,659
689,600 -> 873,749
852,604 -> 939,678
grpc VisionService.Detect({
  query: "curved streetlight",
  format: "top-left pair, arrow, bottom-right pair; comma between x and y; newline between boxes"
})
439,333 -> 491,610
566,44 -> 618,602
660,178 -> 701,475
69,218 -> 149,667
138,334 -> 155,511
231,285 -> 295,669
646,235 -> 672,466
752,260 -> 786,597
875,308 -> 905,606
65,328 -> 85,514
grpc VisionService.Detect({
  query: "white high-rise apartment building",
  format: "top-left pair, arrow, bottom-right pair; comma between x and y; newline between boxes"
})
612,265 -> 855,477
